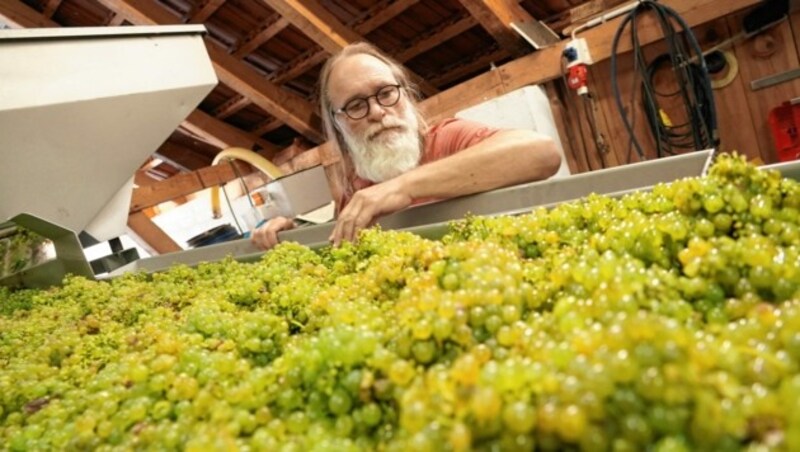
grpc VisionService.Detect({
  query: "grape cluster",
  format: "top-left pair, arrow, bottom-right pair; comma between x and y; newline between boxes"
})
1,153 -> 799,451
0,228 -> 49,278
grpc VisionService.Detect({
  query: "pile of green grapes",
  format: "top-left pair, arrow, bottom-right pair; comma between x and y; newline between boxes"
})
0,227 -> 49,278
2,154 -> 799,451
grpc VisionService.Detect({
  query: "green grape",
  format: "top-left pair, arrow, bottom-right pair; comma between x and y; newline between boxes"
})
328,388 -> 352,416
2,153 -> 800,450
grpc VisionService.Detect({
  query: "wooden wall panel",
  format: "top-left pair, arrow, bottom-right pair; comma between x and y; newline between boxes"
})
728,11 -> 800,163
553,5 -> 800,173
700,20 -> 761,161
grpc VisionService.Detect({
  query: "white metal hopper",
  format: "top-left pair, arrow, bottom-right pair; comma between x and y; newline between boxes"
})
0,25 -> 217,241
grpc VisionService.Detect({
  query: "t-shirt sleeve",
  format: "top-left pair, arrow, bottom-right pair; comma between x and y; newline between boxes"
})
421,118 -> 502,164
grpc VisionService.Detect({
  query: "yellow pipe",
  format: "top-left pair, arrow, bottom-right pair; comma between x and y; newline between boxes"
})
210,147 -> 284,219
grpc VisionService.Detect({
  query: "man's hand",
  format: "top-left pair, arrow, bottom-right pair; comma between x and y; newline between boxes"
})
251,216 -> 296,250
329,179 -> 413,246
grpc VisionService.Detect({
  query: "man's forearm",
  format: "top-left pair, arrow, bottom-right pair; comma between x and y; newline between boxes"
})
396,129 -> 561,200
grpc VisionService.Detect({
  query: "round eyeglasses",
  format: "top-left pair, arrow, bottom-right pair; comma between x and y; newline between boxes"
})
334,84 -> 402,120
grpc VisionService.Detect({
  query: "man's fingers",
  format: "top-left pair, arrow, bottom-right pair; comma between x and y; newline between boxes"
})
250,216 -> 294,250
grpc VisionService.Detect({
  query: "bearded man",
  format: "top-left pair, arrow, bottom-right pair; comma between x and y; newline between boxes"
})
252,42 -> 561,249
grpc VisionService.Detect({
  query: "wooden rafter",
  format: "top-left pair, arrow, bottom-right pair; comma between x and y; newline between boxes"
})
95,0 -> 324,143
352,0 -> 419,34
108,13 -> 126,25
95,0 -> 176,24
130,163 -> 265,212
155,141 -> 214,171
0,0 -> 58,27
183,110 -> 280,155
188,0 -> 226,24
127,212 -> 182,254
232,15 -> 289,58
42,0 -> 64,18
270,47 -> 328,84
394,13 -> 478,63
457,0 -> 534,56
205,44 -> 324,142
261,0 -> 354,50
219,0 -> 419,134
211,95 -> 252,119
250,118 -> 282,136
430,46 -> 510,87
211,15 -> 291,122
261,0 -> 438,96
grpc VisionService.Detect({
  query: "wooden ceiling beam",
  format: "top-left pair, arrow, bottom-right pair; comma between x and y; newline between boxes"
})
42,0 -> 64,18
129,162 -> 269,212
96,0 -> 323,143
183,109 -> 281,155
211,94 -> 252,119
205,43 -> 324,142
394,14 -> 478,63
96,0 -> 174,24
134,169 -> 160,187
430,46 -> 510,86
108,13 -> 126,25
218,16 -> 290,124
261,0 -> 355,51
155,141 -> 215,171
232,15 -> 289,58
457,0 -> 534,56
188,0 -> 226,24
261,0 -> 438,96
250,118 -> 282,136
421,0 -> 763,122
270,47 -> 328,84
247,0 -> 420,133
352,0 -> 420,34
0,0 -> 58,27
127,212 -> 182,254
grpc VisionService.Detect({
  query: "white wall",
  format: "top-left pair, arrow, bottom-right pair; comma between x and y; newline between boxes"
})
455,85 -> 571,178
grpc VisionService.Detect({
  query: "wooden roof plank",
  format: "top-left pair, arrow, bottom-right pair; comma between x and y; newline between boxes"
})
261,0 -> 357,51
457,0 -> 534,56
0,0 -> 58,27
43,0 -> 65,18
188,0 -> 226,24
212,94 -> 252,119
107,13 -> 126,25
232,15 -> 289,58
183,109 -> 281,154
271,48 -> 328,84
430,47 -> 509,86
394,14 -> 478,63
156,141 -> 215,171
96,0 -> 172,25
250,118 -> 282,136
127,212 -> 182,253
205,43 -> 324,142
352,0 -> 420,34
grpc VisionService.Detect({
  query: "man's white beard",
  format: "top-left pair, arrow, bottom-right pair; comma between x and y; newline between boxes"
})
342,114 -> 421,183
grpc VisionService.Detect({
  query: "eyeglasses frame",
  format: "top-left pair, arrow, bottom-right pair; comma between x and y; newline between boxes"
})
333,84 -> 403,120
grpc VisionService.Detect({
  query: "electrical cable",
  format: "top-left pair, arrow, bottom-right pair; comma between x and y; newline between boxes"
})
611,0 -> 719,160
